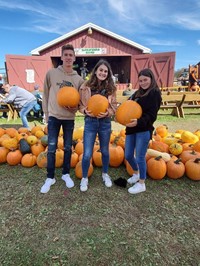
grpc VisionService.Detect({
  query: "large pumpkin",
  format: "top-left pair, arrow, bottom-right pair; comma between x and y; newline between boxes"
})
185,158 -> 200,181
6,150 -> 23,166
36,151 -> 48,168
87,95 -> 109,116
57,86 -> 80,108
75,160 -> 94,179
0,147 -> 9,164
147,156 -> 167,180
21,154 -> 37,167
166,158 -> 185,179
115,100 -> 142,126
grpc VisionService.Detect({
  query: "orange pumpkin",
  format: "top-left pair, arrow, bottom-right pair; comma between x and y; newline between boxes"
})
115,100 -> 142,126
70,151 -> 79,168
166,158 -> 185,179
92,149 -> 103,167
57,86 -> 80,108
193,140 -> 200,153
0,147 -> 9,164
5,128 -> 18,138
55,149 -> 64,168
109,144 -> 124,167
0,127 -> 5,137
147,156 -> 167,180
75,160 -> 93,179
31,143 -> 45,157
185,158 -> 200,181
31,124 -> 43,135
74,141 -> 84,156
21,153 -> 37,167
179,150 -> 200,164
6,149 -> 23,166
87,94 -> 109,116
125,161 -> 134,176
151,140 -> 169,153
155,125 -> 168,138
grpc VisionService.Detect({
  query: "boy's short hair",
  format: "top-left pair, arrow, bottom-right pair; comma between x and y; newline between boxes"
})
61,44 -> 75,55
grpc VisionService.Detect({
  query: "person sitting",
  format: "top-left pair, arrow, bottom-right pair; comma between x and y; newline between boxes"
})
189,70 -> 198,90
122,83 -> 134,96
189,81 -> 200,92
32,84 -> 43,119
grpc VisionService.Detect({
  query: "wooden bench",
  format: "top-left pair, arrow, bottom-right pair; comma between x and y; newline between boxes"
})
160,94 -> 186,118
0,103 -> 15,121
116,90 -> 131,105
179,93 -> 200,118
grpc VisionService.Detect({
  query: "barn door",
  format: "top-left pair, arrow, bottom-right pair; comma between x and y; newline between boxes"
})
131,52 -> 175,88
6,55 -> 52,91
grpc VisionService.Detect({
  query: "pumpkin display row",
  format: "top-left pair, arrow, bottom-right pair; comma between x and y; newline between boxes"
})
0,125 -> 200,181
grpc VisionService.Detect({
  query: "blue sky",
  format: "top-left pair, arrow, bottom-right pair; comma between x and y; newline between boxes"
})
0,0 -> 200,75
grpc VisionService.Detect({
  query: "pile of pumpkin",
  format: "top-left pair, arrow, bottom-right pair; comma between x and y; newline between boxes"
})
0,124 -> 200,181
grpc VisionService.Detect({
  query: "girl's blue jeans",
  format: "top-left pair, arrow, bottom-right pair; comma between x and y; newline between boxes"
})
19,100 -> 37,128
125,131 -> 150,180
47,116 -> 74,179
82,116 -> 111,178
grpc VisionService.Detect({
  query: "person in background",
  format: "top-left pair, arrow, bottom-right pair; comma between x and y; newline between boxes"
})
189,70 -> 198,90
124,68 -> 162,194
78,59 -> 117,192
0,84 -> 37,128
40,44 -> 84,194
32,84 -> 43,119
122,83 -> 134,96
0,84 -> 8,119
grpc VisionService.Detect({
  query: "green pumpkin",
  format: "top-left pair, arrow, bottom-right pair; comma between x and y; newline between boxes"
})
40,135 -> 48,147
19,139 -> 31,155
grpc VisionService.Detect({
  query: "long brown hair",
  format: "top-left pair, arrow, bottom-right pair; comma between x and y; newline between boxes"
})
135,68 -> 160,98
86,59 -> 116,96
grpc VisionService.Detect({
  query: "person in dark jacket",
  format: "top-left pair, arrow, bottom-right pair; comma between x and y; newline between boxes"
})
124,68 -> 162,194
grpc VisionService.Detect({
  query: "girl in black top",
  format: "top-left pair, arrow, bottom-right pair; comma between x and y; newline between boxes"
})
125,68 -> 162,194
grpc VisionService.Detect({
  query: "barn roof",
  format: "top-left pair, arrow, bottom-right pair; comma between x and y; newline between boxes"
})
30,22 -> 151,55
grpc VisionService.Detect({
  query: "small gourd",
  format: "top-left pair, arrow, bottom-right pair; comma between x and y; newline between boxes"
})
19,139 -> 31,155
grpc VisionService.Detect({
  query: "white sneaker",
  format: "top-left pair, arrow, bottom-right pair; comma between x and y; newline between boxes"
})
62,174 -> 74,188
127,173 -> 140,184
128,182 -> 146,194
80,177 -> 88,192
102,173 -> 112,188
40,178 -> 56,194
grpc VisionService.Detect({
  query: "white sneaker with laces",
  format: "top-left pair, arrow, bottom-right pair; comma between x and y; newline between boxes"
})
102,173 -> 112,188
40,178 -> 56,194
62,174 -> 74,188
128,182 -> 146,194
80,177 -> 88,192
127,173 -> 140,184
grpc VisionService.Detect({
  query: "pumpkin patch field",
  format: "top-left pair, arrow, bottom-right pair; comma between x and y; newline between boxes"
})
0,115 -> 200,265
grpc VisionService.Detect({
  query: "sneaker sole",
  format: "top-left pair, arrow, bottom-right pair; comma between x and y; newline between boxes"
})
80,187 -> 88,192
128,188 -> 146,194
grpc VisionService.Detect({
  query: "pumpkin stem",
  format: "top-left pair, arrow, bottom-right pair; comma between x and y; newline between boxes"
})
194,158 -> 200,163
155,156 -> 163,160
174,158 -> 182,164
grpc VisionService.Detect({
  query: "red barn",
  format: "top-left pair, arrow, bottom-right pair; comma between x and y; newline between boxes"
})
5,22 -> 175,91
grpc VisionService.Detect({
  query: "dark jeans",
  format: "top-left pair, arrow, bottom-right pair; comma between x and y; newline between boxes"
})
47,116 -> 74,179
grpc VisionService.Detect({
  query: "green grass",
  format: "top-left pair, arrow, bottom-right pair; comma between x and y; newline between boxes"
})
0,165 -> 200,265
0,112 -> 200,265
